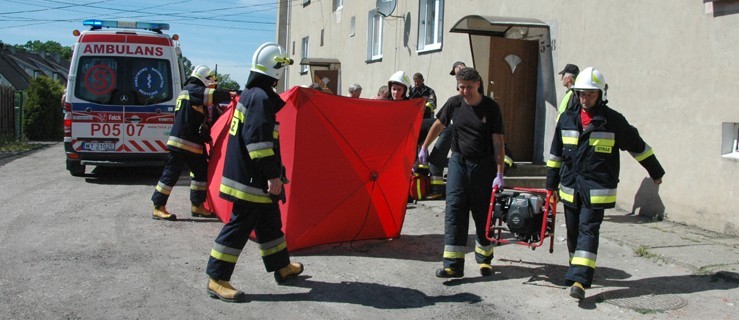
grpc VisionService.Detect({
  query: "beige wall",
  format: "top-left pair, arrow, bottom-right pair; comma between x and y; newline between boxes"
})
279,0 -> 739,235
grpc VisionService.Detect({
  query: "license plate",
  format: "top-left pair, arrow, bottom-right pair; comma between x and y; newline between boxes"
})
82,141 -> 116,151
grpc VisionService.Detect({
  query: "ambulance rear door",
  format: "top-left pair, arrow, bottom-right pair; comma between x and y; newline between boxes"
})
71,32 -> 175,160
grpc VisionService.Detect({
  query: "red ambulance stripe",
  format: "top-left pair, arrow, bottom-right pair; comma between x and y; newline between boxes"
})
128,35 -> 172,46
81,34 -> 127,43
156,140 -> 167,150
142,140 -> 157,152
129,140 -> 146,152
116,144 -> 125,152
80,34 -> 171,46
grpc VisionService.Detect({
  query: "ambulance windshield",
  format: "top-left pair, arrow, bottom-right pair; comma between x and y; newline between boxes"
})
74,56 -> 173,105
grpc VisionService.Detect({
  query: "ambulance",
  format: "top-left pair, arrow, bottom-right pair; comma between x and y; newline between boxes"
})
63,19 -> 186,176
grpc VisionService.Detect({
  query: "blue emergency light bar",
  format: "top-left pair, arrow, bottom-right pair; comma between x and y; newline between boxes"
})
82,19 -> 170,32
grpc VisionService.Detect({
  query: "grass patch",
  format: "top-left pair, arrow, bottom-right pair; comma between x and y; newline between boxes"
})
634,245 -> 659,259
0,136 -> 44,153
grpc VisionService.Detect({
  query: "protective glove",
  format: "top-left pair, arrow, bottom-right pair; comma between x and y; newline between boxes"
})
418,146 -> 429,164
492,173 -> 504,190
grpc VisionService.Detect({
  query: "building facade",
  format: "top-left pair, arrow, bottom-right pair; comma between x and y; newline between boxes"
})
277,0 -> 739,235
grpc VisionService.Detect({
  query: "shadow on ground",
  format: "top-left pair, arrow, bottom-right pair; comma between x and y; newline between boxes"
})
83,166 -> 188,186
245,276 -> 482,308
487,259 -> 739,309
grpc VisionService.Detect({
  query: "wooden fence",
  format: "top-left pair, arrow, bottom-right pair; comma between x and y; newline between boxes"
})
0,85 -> 16,139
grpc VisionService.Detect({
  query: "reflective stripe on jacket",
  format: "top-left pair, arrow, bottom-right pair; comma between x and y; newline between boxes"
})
220,86 -> 285,205
546,101 -> 664,209
167,82 -> 231,154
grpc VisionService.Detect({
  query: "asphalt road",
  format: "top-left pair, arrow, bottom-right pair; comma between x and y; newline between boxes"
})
1,143 -> 736,319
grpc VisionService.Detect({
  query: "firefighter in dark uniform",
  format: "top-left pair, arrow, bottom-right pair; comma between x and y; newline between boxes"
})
151,65 -> 237,220
546,67 -> 664,300
205,43 -> 303,303
408,72 -> 437,119
419,67 -> 506,278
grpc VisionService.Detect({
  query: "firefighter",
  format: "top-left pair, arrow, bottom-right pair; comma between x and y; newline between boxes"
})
151,65 -> 237,221
545,67 -> 664,300
419,67 -> 506,278
205,43 -> 303,303
384,70 -> 411,101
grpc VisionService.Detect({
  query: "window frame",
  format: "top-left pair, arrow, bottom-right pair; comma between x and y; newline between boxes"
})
721,122 -> 739,160
366,10 -> 384,62
300,36 -> 309,74
416,0 -> 444,53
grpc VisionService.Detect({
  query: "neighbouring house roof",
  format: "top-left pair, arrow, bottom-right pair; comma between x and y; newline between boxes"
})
0,42 -> 70,90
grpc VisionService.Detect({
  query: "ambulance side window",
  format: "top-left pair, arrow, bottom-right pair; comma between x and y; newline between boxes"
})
75,57 -> 119,105
131,59 -> 172,105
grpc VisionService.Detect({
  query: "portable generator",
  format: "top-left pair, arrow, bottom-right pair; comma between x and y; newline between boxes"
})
485,187 -> 558,253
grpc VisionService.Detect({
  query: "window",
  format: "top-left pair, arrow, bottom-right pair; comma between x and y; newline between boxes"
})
301,37 -> 309,74
333,0 -> 343,11
417,0 -> 443,52
721,122 -> 739,159
705,0 -> 739,17
74,56 -> 172,105
302,0 -> 310,5
366,10 -> 383,62
350,16 -> 355,37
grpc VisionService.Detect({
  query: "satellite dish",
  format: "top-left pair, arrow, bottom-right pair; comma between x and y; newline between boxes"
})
376,0 -> 396,17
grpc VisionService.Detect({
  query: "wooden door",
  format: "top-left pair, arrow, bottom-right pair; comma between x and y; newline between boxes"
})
488,37 -> 538,161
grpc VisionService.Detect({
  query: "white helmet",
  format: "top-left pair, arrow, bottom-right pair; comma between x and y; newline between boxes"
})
191,65 -> 216,87
387,71 -> 411,90
573,67 -> 608,99
250,42 -> 293,80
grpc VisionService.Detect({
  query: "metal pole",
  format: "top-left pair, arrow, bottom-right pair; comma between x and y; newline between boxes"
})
17,91 -> 24,142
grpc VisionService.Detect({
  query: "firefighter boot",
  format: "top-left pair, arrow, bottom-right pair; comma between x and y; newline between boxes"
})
152,206 -> 176,221
435,267 -> 464,278
191,203 -> 216,218
207,278 -> 247,303
569,282 -> 585,301
479,263 -> 493,276
274,262 -> 304,284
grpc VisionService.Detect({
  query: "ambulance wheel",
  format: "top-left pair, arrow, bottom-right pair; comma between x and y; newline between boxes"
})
67,160 -> 85,176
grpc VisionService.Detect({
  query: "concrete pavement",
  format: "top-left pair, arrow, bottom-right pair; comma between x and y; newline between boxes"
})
414,197 -> 739,313
417,197 -> 739,279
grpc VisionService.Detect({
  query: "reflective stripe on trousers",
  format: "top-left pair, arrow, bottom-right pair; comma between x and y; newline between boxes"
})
206,202 -> 290,281
442,153 -> 495,270
151,151 -> 208,207
564,204 -> 604,288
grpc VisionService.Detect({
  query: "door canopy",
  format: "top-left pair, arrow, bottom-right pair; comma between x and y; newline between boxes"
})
449,15 -> 549,39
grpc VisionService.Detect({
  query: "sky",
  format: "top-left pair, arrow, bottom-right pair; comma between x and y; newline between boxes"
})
0,0 -> 285,86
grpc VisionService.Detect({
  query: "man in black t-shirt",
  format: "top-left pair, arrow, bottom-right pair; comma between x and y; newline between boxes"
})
419,67 -> 506,278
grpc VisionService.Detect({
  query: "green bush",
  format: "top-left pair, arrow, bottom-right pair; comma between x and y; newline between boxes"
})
23,76 -> 64,141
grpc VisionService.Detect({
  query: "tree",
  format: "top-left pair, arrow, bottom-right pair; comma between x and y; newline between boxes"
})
23,76 -> 65,141
15,40 -> 72,60
181,56 -> 194,77
214,73 -> 241,91
181,56 -> 240,90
